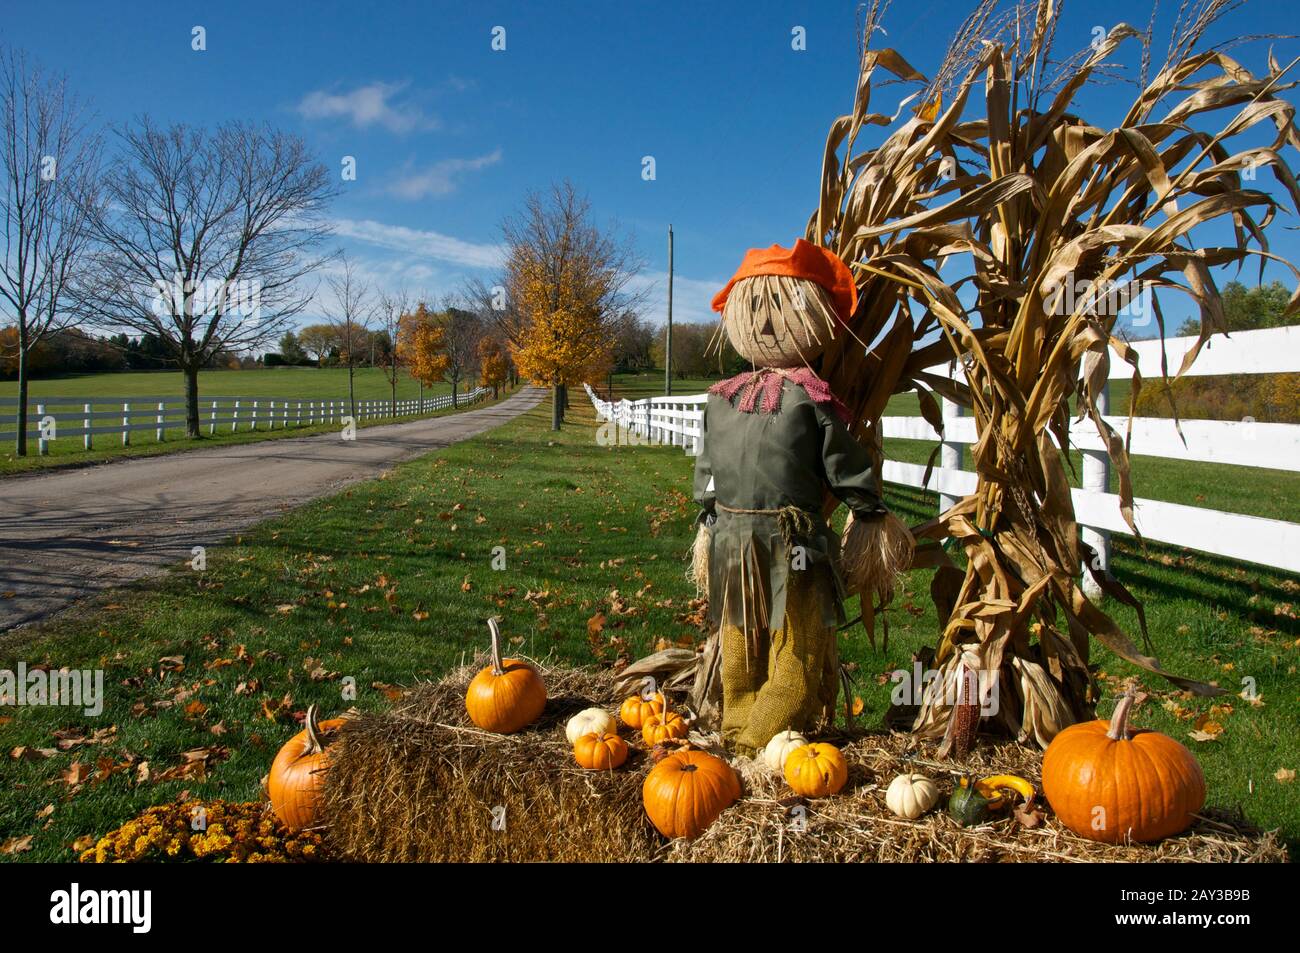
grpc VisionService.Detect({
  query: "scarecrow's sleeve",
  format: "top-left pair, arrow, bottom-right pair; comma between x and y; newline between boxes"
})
692,401 -> 716,525
817,402 -> 887,518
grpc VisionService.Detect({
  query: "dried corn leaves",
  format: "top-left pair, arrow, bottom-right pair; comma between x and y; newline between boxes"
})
811,0 -> 1300,745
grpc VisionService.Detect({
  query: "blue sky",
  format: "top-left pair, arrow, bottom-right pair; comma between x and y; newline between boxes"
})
4,0 -> 1298,332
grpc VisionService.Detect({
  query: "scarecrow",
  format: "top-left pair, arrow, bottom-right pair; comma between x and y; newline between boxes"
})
693,239 -> 913,756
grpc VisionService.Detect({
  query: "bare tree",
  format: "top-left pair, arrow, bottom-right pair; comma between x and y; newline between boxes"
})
376,287 -> 410,418
324,255 -> 373,421
438,297 -> 482,408
0,48 -> 102,455
88,118 -> 336,436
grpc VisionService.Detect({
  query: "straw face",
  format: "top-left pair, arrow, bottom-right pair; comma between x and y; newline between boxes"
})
720,275 -> 838,368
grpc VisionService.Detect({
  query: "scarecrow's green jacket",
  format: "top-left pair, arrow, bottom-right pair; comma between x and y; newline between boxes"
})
692,379 -> 886,634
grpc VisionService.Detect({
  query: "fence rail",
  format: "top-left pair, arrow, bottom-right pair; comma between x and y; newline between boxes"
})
585,325 -> 1300,583
0,387 -> 492,453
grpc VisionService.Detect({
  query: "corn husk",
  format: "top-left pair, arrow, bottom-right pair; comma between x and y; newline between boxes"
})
687,520 -> 712,598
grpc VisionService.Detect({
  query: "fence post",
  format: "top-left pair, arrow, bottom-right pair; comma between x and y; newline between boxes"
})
37,403 -> 48,455
268,399 -> 275,429
232,399 -> 240,433
155,401 -> 165,442
297,401 -> 302,428
939,397 -> 964,513
84,402 -> 92,450
1081,382 -> 1111,599
122,402 -> 130,446
209,400 -> 218,435
251,400 -> 259,431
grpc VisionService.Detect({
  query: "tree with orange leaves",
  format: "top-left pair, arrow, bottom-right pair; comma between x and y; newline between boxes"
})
479,336 -> 509,399
501,182 -> 644,429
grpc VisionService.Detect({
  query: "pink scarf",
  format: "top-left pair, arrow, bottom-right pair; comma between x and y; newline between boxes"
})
709,367 -> 852,425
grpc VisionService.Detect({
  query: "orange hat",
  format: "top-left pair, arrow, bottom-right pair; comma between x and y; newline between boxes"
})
711,239 -> 857,321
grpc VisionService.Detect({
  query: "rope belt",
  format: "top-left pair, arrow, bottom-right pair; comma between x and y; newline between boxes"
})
716,502 -> 818,547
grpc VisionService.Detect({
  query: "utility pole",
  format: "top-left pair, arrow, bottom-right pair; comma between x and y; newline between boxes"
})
665,224 -> 674,396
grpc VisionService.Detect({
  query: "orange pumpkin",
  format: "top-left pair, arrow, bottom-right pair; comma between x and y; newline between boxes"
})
642,709 -> 689,746
465,617 -> 546,733
1043,692 -> 1206,844
619,691 -> 664,729
574,731 -> 629,770
642,749 -> 741,839
784,742 -> 848,797
268,705 -> 346,831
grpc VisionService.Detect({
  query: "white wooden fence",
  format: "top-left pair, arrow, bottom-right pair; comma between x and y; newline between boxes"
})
585,325 -> 1300,583
0,386 -> 491,454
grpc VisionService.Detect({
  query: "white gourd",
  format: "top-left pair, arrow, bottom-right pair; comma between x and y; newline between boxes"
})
885,772 -> 940,819
762,730 -> 808,771
565,707 -> 617,744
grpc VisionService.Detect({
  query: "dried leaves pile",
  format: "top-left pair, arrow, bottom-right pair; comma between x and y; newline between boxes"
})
811,0 -> 1300,743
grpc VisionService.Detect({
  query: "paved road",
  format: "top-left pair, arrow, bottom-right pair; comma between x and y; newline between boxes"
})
0,387 -> 544,632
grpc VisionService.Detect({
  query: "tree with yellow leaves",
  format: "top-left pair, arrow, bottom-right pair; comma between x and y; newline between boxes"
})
500,182 -> 644,429
397,302 -> 449,404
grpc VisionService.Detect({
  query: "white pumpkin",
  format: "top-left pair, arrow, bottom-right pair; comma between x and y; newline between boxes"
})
762,730 -> 808,771
565,707 -> 617,744
885,772 -> 940,819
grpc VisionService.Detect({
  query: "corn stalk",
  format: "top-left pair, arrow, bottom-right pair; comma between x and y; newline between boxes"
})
811,0 -> 1300,748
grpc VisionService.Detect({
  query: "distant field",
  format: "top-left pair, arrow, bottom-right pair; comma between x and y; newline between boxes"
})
0,367 -> 453,402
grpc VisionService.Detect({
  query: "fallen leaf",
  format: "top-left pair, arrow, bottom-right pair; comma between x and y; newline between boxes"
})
62,761 -> 92,786
0,836 -> 33,855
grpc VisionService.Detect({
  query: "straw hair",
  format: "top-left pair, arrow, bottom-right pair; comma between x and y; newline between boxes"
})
718,274 -> 841,368
688,521 -> 712,597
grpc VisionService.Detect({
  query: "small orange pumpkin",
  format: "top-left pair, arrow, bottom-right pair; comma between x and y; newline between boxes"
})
574,731 -> 629,770
642,708 -> 689,747
642,749 -> 741,839
784,742 -> 848,797
619,689 -> 664,729
268,705 -> 346,831
465,617 -> 546,733
1043,691 -> 1206,843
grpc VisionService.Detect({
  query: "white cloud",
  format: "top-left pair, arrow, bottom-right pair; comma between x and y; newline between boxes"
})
627,270 -> 723,327
330,217 -> 506,270
388,149 -> 503,200
297,81 -> 436,134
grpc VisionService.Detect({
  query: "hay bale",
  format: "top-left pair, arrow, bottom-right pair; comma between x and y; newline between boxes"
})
321,661 -> 661,862
672,733 -> 1289,863
322,662 -> 1287,864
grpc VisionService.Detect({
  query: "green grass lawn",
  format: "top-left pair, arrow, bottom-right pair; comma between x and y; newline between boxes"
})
0,366 -> 453,402
0,393 -> 1295,861
0,368 -> 491,477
